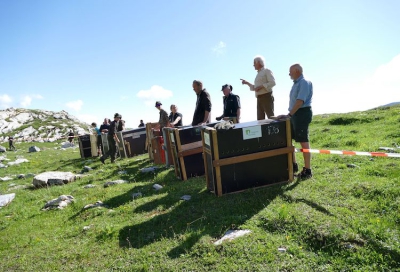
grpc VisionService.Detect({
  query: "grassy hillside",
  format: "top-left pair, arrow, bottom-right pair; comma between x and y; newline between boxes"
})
0,106 -> 399,271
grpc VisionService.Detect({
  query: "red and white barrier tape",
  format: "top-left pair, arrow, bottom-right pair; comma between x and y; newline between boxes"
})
296,148 -> 400,158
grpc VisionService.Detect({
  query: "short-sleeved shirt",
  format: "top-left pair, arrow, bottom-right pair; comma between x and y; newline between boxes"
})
288,74 -> 313,111
222,93 -> 241,117
159,109 -> 169,129
192,89 -> 212,125
169,112 -> 183,127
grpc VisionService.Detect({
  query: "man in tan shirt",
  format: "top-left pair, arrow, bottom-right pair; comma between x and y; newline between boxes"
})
241,55 -> 276,120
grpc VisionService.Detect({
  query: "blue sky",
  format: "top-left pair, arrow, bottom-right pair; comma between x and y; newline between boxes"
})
1,0 -> 399,128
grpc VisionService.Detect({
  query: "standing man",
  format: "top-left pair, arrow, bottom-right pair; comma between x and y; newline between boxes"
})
155,101 -> 170,130
100,113 -> 121,164
241,55 -> 276,120
216,84 -> 241,123
169,104 -> 183,127
8,136 -> 16,151
138,120 -> 145,127
279,64 -> 313,179
192,80 -> 212,126
67,130 -> 75,145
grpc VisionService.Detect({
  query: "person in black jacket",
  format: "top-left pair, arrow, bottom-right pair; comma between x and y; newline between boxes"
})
216,84 -> 241,123
191,80 -> 212,126
8,136 -> 16,151
100,113 -> 121,164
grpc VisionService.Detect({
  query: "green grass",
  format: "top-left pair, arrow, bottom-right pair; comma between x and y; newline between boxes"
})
1,106 -> 400,271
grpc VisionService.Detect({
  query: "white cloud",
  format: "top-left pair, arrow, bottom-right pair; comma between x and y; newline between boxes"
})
19,94 -> 44,107
137,85 -> 173,106
20,96 -> 32,107
65,99 -> 84,111
312,54 -> 400,114
212,41 -> 226,55
0,94 -> 13,108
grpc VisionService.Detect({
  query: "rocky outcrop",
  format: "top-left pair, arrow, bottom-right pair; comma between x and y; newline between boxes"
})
0,108 -> 92,143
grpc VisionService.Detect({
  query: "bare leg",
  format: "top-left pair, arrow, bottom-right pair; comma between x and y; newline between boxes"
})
300,142 -> 311,169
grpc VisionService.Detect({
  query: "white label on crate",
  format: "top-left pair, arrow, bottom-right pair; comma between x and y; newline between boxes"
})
170,132 -> 175,143
242,126 -> 262,140
204,132 -> 210,146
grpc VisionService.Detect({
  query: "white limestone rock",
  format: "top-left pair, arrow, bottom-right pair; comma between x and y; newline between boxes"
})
7,158 -> 29,166
33,171 -> 78,188
61,142 -> 74,148
0,176 -> 13,181
42,195 -> 74,210
104,180 -> 128,187
0,193 -> 16,207
214,230 -> 252,245
83,201 -> 107,209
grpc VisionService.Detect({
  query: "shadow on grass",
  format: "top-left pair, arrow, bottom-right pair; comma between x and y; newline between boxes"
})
118,178 -> 301,258
281,194 -> 334,216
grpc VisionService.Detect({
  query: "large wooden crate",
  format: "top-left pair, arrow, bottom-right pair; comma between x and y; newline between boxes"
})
119,127 -> 147,157
202,119 -> 294,196
78,134 -> 98,158
167,123 -> 216,180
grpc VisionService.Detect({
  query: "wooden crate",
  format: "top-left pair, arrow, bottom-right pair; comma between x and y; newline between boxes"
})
202,119 -> 294,196
166,123 -> 216,180
78,134 -> 98,158
120,127 -> 147,157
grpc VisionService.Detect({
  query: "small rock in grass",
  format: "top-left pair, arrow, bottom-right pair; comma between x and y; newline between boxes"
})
180,195 -> 191,201
132,192 -> 142,199
153,184 -> 163,191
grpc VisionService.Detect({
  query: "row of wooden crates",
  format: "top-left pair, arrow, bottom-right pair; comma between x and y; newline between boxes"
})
77,127 -> 148,159
146,119 -> 295,196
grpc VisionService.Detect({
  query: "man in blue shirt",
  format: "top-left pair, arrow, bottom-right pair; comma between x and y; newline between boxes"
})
279,64 -> 313,179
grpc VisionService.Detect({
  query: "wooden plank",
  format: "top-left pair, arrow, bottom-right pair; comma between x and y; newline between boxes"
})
178,146 -> 203,157
176,129 -> 187,180
180,141 -> 203,151
219,180 -> 289,196
213,146 -> 294,167
210,129 -> 223,196
285,119 -> 294,182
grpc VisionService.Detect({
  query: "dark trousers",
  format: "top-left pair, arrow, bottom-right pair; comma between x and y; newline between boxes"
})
257,93 -> 274,120
9,142 -> 16,150
102,135 -> 118,162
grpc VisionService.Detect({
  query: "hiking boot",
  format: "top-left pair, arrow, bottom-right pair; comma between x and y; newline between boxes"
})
299,167 -> 312,180
100,157 -> 105,164
293,162 -> 299,173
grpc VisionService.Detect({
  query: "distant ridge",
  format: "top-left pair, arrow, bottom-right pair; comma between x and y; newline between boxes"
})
374,101 -> 400,109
